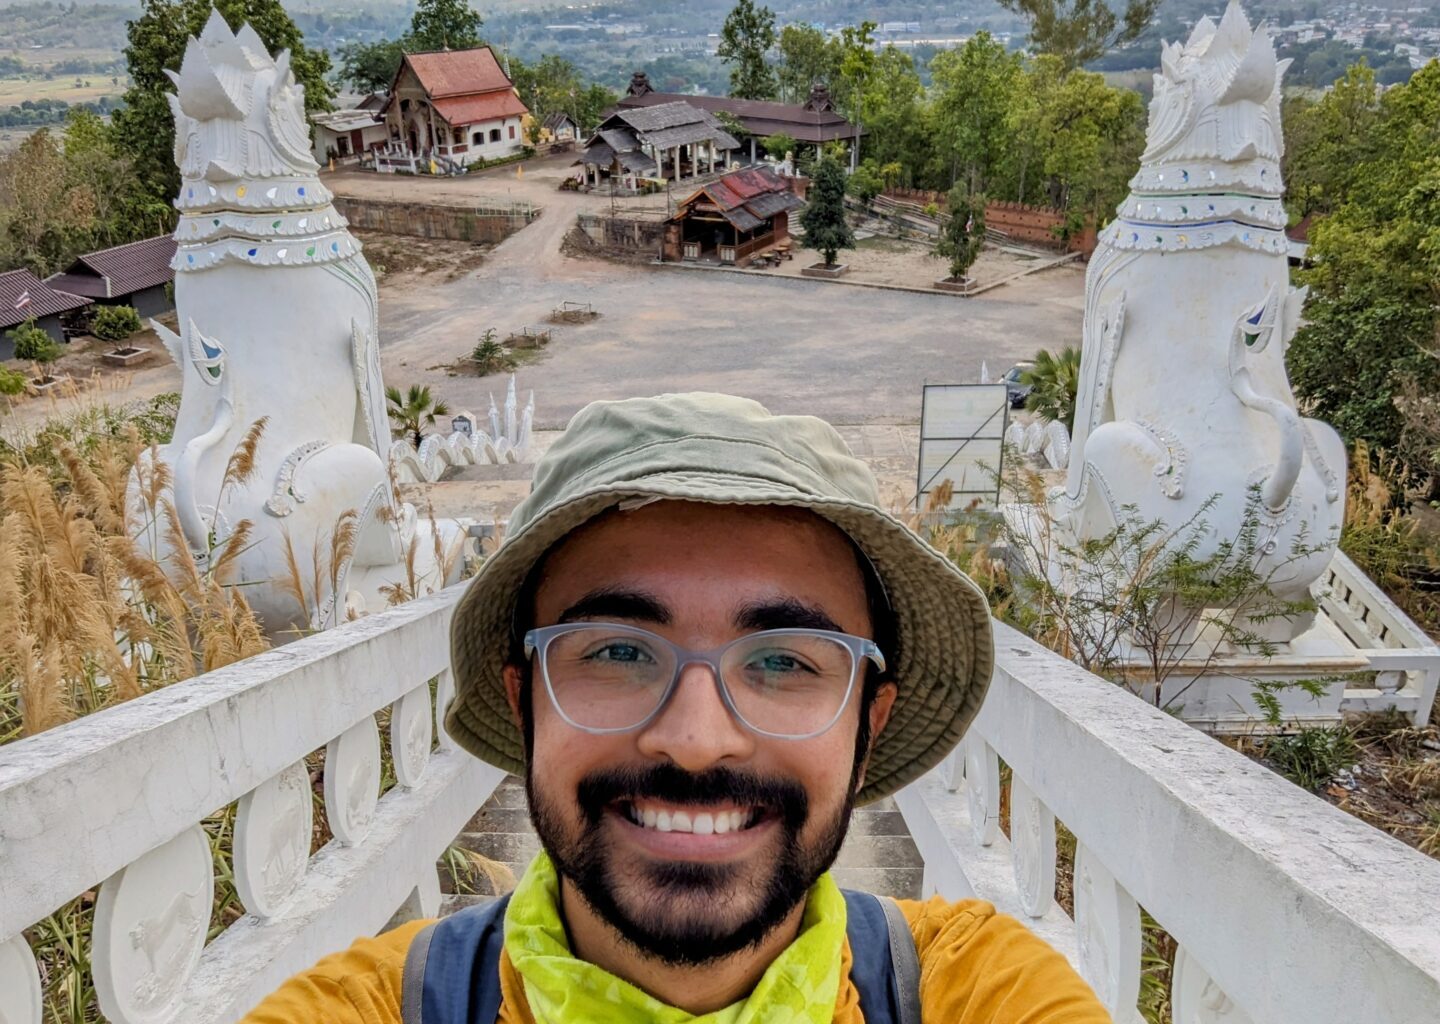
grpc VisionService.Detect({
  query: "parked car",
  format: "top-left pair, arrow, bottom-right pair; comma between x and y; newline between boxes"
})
1003,362 -> 1034,408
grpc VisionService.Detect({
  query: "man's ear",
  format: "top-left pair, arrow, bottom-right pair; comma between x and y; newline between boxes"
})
502,663 -> 526,730
854,681 -> 899,794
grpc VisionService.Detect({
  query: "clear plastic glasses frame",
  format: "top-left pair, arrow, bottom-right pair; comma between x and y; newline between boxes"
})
523,622 -> 886,740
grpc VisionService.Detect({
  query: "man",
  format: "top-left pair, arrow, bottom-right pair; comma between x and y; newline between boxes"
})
244,393 -> 1109,1023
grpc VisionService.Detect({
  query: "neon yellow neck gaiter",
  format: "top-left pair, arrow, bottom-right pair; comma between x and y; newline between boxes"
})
503,852 -> 847,1024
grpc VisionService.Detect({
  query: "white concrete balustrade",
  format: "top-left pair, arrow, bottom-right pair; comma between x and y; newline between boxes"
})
2,585 -> 1439,1023
0,587 -> 503,1024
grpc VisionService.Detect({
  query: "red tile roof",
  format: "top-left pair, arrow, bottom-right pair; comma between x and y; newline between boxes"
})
403,48 -> 512,99
432,91 -> 528,126
0,269 -> 89,330
49,235 -> 176,300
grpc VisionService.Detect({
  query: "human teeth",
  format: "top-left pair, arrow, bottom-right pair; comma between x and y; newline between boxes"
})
656,810 -> 672,832
643,808 -> 657,828
672,811 -> 692,833
712,812 -> 730,834
693,813 -> 714,835
731,811 -> 745,831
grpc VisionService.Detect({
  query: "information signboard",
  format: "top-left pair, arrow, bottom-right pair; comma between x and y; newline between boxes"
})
915,383 -> 1010,512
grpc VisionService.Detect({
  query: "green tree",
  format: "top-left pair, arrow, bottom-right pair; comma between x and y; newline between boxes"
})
799,154 -> 854,267
0,129 -> 95,275
385,384 -> 452,447
9,321 -> 63,364
928,33 -> 1024,193
1282,63 -> 1381,218
846,159 -> 884,206
761,132 -> 797,161
776,23 -> 835,104
1022,346 -> 1082,431
511,55 -> 616,138
855,47 -> 925,181
996,0 -> 1161,70
408,0 -> 483,52
717,0 -> 777,100
833,21 -> 876,165
337,38 -> 405,93
1288,62 -> 1440,459
113,0 -> 334,228
936,187 -> 987,282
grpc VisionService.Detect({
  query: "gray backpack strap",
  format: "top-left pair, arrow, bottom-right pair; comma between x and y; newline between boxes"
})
879,896 -> 922,1024
401,921 -> 440,1024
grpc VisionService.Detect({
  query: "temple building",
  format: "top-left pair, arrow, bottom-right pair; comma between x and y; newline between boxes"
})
617,74 -> 863,163
381,48 -> 529,168
0,269 -> 89,353
579,101 -> 739,189
666,166 -> 805,266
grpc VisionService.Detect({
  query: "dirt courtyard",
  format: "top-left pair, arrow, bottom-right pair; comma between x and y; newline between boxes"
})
2,154 -> 1085,434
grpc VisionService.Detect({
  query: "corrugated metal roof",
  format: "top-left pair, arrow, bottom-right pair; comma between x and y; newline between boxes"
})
672,166 -> 804,232
617,92 -> 863,144
432,91 -> 527,126
53,235 -> 176,300
613,100 -> 709,132
403,48 -> 512,99
0,269 -> 88,329
597,128 -> 637,153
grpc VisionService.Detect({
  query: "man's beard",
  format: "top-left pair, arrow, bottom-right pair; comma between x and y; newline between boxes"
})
527,761 -> 860,967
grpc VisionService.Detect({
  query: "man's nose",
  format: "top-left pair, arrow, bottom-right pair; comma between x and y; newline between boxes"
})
634,661 -> 756,770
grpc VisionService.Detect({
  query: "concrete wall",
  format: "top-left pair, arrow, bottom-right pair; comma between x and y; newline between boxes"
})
332,197 -> 536,245
576,213 -> 668,257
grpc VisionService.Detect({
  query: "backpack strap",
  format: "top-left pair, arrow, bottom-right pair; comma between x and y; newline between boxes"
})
842,889 -> 921,1024
401,893 -> 512,1024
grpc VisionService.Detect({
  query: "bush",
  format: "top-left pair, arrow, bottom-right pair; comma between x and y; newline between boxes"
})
91,304 -> 142,346
1022,346 -> 1082,433
472,333 -> 516,376
846,160 -> 884,206
935,185 -> 986,281
0,366 -> 25,396
1264,726 -> 1360,791
8,320 -> 61,364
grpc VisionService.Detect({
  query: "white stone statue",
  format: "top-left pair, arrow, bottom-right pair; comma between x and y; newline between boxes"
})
1052,1 -> 1345,640
141,12 -> 468,631
389,375 -> 536,482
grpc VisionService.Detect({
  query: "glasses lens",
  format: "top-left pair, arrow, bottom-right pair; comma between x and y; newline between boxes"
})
542,627 -> 676,730
721,632 -> 857,737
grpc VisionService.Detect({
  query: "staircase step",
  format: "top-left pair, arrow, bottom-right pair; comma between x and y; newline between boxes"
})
830,866 -> 924,900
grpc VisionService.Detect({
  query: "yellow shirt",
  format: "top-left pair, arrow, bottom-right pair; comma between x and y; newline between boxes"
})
241,897 -> 1110,1023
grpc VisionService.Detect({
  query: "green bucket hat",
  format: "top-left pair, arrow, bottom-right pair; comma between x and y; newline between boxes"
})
446,392 -> 993,803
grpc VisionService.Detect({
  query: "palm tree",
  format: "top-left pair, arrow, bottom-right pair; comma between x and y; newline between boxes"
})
1022,347 -> 1082,434
386,384 -> 451,448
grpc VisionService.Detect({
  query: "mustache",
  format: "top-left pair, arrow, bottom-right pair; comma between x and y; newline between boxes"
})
575,763 -> 809,830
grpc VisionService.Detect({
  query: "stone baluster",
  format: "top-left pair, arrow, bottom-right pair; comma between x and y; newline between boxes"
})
1172,945 -> 1255,1023
92,825 -> 216,1024
324,716 -> 382,846
1009,775 -> 1057,918
435,668 -> 458,753
234,761 -> 314,918
391,684 -> 435,789
0,935 -> 43,1024
1073,842 -> 1141,1021
963,734 -> 1001,847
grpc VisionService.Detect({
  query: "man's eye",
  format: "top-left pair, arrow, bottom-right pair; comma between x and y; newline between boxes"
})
588,642 -> 652,664
749,652 -> 809,674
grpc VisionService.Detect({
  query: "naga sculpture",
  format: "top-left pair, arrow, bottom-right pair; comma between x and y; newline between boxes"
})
140,12 -> 467,631
1053,1 -> 1345,641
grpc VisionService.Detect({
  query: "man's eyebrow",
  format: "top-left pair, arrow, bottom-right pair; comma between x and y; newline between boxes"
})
557,587 -> 672,625
734,598 -> 844,634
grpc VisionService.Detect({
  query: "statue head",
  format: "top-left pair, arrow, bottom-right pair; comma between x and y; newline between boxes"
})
1137,0 -> 1287,195
165,10 -> 319,188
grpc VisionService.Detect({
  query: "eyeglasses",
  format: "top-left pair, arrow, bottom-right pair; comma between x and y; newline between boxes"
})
524,623 -> 886,740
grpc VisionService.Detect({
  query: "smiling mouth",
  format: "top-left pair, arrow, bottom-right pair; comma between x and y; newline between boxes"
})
615,800 -> 768,835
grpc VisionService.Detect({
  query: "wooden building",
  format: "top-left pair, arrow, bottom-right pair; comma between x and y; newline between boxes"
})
619,75 -> 862,163
0,270 -> 89,355
580,101 -> 739,189
47,235 -> 177,320
380,48 -> 529,170
665,166 -> 805,266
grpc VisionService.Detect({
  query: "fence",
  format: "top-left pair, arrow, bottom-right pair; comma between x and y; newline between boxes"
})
332,197 -> 541,245
879,189 -> 1097,256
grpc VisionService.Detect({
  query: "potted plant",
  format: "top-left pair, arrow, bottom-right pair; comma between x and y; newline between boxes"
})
934,185 -> 986,294
92,305 -> 151,367
7,320 -> 66,392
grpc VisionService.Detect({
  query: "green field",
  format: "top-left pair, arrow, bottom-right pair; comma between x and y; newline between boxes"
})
0,72 -> 127,105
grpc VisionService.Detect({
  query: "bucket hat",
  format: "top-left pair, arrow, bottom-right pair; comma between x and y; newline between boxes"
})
447,392 -> 993,803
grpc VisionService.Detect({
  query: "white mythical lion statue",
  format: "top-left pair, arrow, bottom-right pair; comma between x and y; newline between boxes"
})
1052,0 -> 1345,641
140,12 -> 468,631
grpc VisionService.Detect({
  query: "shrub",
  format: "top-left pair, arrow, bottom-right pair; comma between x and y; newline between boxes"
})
0,366 -> 24,396
798,154 -> 855,267
8,320 -> 61,364
846,160 -> 884,206
472,333 -> 516,376
1264,726 -> 1360,791
935,185 -> 986,282
91,304 -> 143,346
762,132 -> 797,162
1022,346 -> 1082,433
